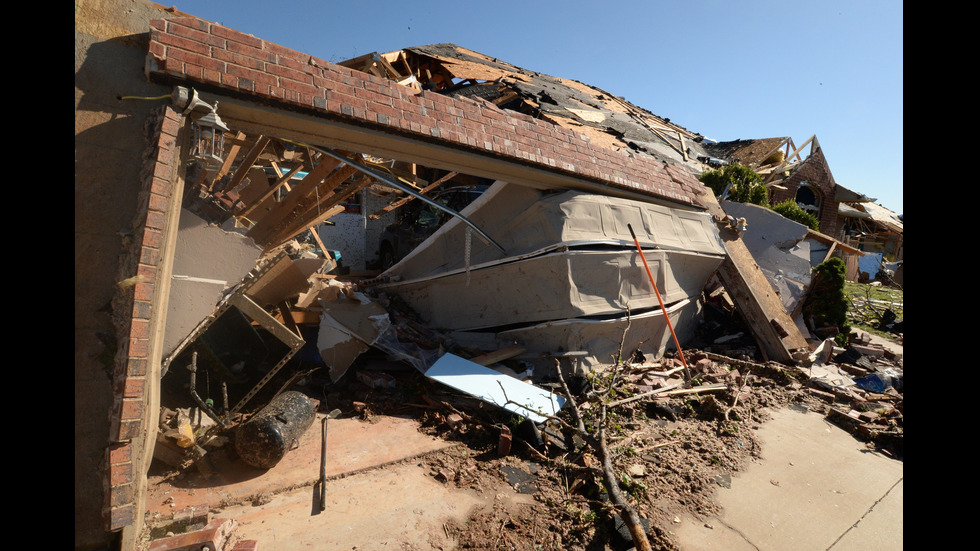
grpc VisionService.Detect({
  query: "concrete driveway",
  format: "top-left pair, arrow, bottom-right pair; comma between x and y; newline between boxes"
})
671,405 -> 903,550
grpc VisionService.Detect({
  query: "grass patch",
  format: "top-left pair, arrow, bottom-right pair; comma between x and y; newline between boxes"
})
844,281 -> 903,337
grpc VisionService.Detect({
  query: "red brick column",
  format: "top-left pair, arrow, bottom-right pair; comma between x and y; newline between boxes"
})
104,105 -> 182,532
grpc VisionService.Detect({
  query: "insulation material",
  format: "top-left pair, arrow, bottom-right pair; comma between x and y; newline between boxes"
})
385,249 -> 723,330
377,182 -> 724,367
450,299 -> 700,373
425,353 -> 566,423
497,298 -> 700,370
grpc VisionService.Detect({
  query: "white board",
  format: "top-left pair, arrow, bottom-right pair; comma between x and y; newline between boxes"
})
425,353 -> 566,423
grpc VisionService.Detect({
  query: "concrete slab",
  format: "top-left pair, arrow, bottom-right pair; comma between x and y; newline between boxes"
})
672,406 -> 903,550
209,457 -> 508,550
145,414 -> 457,518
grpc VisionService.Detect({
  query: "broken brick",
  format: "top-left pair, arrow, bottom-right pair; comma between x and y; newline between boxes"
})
807,388 -> 836,403
445,413 -> 464,428
850,344 -> 885,357
498,427 -> 512,456
858,411 -> 881,423
435,468 -> 455,483
149,518 -> 237,551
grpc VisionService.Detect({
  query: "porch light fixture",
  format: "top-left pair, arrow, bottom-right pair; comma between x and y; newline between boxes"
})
190,107 -> 230,165
172,86 -> 231,165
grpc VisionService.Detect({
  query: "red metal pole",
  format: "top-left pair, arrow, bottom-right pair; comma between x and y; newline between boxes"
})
627,224 -> 690,378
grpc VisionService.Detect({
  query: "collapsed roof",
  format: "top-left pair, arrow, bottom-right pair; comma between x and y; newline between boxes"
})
340,43 -> 715,172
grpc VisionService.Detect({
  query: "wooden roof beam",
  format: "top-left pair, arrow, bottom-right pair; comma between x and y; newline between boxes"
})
369,171 -> 458,220
217,135 -> 271,193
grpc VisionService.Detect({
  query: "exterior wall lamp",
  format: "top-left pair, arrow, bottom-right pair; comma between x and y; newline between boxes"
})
172,86 -> 230,165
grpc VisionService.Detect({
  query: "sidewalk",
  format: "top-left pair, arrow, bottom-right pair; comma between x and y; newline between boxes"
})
671,405 -> 903,550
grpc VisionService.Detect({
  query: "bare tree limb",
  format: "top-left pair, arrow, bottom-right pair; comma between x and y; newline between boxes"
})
554,359 -> 652,551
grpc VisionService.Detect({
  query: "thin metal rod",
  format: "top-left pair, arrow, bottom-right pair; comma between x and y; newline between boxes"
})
187,351 -> 229,429
312,145 -> 506,254
319,417 -> 328,511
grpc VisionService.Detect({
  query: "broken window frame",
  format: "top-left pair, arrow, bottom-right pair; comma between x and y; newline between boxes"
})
795,182 -> 822,219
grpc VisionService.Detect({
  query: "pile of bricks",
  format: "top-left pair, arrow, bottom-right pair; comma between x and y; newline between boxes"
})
147,508 -> 261,551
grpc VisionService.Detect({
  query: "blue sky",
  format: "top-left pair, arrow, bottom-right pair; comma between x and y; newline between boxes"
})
172,1 -> 903,215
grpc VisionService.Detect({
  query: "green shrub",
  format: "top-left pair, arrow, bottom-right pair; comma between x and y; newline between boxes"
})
805,257 -> 850,344
698,163 -> 769,206
772,199 -> 820,231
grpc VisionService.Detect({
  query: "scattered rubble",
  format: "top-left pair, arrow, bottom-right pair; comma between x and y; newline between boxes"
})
139,47 -> 903,551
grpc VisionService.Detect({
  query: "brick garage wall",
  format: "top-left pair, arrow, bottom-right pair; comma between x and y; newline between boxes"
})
145,16 -> 707,210
104,105 -> 183,532
768,147 -> 841,237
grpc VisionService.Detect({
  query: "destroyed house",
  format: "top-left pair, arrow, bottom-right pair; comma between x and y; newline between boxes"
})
77,4 -> 838,549
703,135 -> 869,240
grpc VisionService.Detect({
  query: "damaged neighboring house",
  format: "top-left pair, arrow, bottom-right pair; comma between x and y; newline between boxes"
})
838,201 -> 903,283
704,135 -> 867,240
702,135 -> 902,284
76,4 -> 877,549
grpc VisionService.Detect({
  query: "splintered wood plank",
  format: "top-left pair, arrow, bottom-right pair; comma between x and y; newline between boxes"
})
218,135 -> 271,193
209,131 -> 247,190
377,55 -> 404,79
700,191 -> 808,363
247,155 -> 342,245
285,164 -> 360,223
308,224 -> 329,258
265,206 -> 346,252
266,173 -> 371,247
369,171 -> 458,220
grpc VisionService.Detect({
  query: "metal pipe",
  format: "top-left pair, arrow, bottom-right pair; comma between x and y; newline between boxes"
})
312,146 -> 506,254
319,416 -> 328,511
187,351 -> 229,429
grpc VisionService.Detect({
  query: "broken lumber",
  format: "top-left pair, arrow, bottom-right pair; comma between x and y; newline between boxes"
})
607,384 -> 683,408
217,135 -> 271,193
370,171 -> 459,220
209,131 -> 247,190
467,345 -> 526,366
700,190 -> 808,364
654,383 -> 727,397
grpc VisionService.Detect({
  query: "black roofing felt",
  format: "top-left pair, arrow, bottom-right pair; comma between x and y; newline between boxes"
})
404,44 -> 714,165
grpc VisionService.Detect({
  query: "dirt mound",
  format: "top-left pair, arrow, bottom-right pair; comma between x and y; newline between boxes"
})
411,354 -> 834,550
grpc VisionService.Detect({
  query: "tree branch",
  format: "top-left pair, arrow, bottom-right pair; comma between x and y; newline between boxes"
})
554,359 -> 652,551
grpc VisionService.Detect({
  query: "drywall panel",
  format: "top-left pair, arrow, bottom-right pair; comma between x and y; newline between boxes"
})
425,353 -> 566,422
163,209 -> 263,357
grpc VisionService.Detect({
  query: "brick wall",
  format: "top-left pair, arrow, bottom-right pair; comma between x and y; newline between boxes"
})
145,16 -> 707,210
768,147 -> 841,237
104,105 -> 183,532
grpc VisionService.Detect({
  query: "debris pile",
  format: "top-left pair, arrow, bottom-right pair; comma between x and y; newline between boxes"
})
141,70 -> 902,551
410,343 -> 871,550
